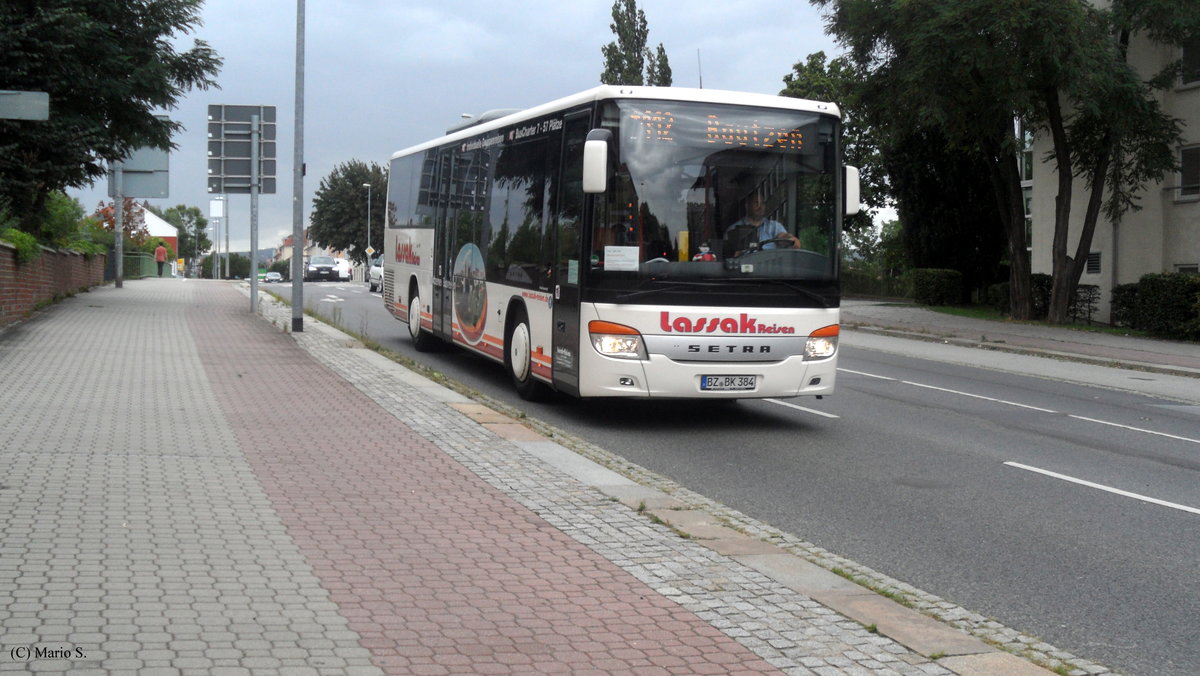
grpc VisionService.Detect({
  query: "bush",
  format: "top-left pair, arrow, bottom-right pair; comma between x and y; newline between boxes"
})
1069,284 -> 1100,325
987,274 -> 1052,317
1136,273 -> 1200,339
911,268 -> 962,306
987,281 -> 1009,314
1109,283 -> 1139,328
989,276 -> 1101,324
1029,273 -> 1053,319
842,268 -> 911,298
0,227 -> 42,264
39,191 -> 86,247
69,239 -> 108,256
1189,294 -> 1200,341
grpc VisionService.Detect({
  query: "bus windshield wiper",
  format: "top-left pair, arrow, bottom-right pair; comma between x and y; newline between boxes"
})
615,281 -> 725,302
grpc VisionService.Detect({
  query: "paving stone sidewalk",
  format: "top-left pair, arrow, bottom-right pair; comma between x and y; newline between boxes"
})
0,279 -> 1108,675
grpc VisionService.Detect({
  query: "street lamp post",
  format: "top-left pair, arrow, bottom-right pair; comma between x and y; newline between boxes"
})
362,182 -> 372,280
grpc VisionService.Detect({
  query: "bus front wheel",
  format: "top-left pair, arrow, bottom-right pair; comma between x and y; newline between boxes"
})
407,290 -> 436,352
506,307 -> 545,400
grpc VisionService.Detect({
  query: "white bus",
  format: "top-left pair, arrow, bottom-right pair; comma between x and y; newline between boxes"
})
382,85 -> 859,400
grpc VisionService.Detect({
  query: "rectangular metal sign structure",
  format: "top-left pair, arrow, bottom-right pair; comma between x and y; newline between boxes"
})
207,104 -> 277,194
109,145 -> 170,198
0,90 -> 50,120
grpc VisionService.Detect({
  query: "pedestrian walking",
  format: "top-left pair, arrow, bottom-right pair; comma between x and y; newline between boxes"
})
155,242 -> 168,277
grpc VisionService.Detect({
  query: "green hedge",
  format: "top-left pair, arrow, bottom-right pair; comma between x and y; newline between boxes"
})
1069,284 -> 1100,324
842,268 -> 911,298
988,273 -> 1056,318
911,268 -> 962,306
986,275 -> 1099,323
1133,273 -> 1200,340
1110,283 -> 1139,328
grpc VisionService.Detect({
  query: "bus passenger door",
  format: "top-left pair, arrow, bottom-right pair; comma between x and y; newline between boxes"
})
551,111 -> 590,397
432,149 -> 454,340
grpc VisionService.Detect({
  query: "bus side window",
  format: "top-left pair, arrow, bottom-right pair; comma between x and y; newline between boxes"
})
487,136 -> 547,289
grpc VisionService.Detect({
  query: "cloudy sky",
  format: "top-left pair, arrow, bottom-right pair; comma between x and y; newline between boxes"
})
70,0 -> 843,253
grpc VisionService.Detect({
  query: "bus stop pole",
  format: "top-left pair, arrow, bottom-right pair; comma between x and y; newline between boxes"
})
290,0 -> 305,332
250,114 -> 260,314
113,162 -> 123,289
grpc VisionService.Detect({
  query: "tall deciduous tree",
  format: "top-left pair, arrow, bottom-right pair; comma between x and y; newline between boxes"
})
92,199 -> 149,244
887,128 -> 1008,301
781,51 -> 1007,299
309,160 -> 387,264
0,1 -> 222,232
646,43 -> 673,87
812,0 -> 1198,322
780,52 -> 879,236
600,0 -> 671,86
38,191 -> 87,247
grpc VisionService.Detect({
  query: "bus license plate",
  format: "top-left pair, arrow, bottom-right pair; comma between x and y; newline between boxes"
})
701,375 -> 756,391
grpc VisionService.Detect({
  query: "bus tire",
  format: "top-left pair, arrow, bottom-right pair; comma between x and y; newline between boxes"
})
407,288 -> 436,352
506,306 -> 545,401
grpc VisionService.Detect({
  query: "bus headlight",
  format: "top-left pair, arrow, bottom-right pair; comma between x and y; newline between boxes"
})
588,320 -> 648,360
803,324 -> 839,361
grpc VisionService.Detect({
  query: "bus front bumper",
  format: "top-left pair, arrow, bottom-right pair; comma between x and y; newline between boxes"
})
575,352 -> 837,399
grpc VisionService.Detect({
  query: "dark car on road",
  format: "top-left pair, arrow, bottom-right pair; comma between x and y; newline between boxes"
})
304,256 -> 337,282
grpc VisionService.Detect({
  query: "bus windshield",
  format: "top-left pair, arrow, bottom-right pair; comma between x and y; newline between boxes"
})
588,99 -> 840,298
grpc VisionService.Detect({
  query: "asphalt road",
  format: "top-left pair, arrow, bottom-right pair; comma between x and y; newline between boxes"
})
290,280 -> 1200,676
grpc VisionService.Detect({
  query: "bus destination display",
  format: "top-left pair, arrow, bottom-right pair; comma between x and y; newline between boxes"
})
627,109 -> 805,150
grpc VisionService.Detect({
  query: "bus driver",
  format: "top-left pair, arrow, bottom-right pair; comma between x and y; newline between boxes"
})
726,192 -> 801,254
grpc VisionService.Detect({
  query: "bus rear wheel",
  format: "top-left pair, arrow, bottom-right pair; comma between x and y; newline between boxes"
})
506,307 -> 545,400
407,290 -> 436,352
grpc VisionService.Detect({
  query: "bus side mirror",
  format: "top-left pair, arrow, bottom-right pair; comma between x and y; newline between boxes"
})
844,165 -> 861,216
583,129 -> 613,194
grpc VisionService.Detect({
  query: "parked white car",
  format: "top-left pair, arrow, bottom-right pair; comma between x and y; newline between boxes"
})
334,258 -> 353,282
368,256 -> 383,292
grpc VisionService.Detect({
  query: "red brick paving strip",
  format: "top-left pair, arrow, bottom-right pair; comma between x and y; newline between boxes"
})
189,286 -> 781,675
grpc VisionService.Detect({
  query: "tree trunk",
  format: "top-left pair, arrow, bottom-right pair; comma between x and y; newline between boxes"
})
17,188 -> 48,234
1047,28 -> 1129,324
1048,133 -> 1112,323
984,130 -> 1032,320
1043,89 -> 1078,324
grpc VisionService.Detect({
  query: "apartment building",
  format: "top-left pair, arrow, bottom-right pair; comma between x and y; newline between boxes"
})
1026,33 -> 1199,321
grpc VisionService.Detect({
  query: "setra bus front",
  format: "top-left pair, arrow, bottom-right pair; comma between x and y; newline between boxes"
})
575,93 -> 858,399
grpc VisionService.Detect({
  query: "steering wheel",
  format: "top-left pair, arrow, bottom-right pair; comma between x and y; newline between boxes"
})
759,236 -> 797,250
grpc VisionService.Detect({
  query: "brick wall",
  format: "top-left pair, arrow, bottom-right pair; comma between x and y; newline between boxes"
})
0,242 -> 107,331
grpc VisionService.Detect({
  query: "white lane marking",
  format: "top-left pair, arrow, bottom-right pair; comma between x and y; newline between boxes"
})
839,368 -> 897,381
900,380 -> 1058,413
842,367 -> 1056,412
839,367 -> 1197,442
1005,462 -> 1200,516
766,398 -> 840,419
1066,415 -> 1200,446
